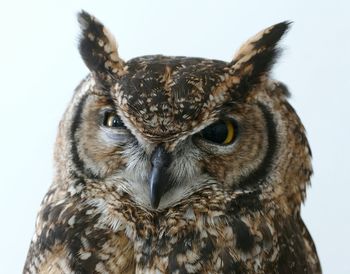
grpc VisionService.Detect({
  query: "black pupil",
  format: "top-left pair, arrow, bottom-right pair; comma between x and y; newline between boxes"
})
104,112 -> 125,128
111,116 -> 124,127
201,121 -> 228,143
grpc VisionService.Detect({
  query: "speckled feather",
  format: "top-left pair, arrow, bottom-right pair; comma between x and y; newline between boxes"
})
23,11 -> 321,274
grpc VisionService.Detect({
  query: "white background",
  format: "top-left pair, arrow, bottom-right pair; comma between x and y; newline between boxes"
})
0,1 -> 349,273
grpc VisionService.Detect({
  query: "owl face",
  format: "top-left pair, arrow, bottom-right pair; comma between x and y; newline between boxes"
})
61,11 -> 311,212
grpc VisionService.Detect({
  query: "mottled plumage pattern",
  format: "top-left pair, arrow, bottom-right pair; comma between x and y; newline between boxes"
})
23,11 -> 321,273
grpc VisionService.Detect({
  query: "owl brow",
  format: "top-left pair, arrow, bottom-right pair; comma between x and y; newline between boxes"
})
217,102 -> 241,116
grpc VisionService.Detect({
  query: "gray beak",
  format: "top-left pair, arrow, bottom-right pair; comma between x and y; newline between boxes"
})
149,145 -> 171,209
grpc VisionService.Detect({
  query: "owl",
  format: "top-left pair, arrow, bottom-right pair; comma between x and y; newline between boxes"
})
23,10 -> 321,274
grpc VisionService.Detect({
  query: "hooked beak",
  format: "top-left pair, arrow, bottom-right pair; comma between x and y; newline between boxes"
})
149,145 -> 171,209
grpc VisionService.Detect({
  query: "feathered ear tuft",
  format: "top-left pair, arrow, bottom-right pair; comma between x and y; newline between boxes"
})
229,21 -> 291,86
77,10 -> 126,83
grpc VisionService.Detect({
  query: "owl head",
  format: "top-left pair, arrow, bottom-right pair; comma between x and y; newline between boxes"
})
54,11 -> 312,214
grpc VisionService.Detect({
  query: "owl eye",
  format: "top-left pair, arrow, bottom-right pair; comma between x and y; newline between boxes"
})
103,111 -> 126,128
199,119 -> 236,145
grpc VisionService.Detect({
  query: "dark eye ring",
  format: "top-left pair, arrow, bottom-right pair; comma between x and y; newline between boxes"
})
103,111 -> 126,128
199,119 -> 237,145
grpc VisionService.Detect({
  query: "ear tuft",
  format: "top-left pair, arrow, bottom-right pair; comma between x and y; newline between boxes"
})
77,10 -> 126,83
229,21 -> 291,86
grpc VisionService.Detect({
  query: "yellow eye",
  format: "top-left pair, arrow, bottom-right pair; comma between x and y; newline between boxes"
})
103,112 -> 126,128
223,120 -> 235,144
200,119 -> 236,145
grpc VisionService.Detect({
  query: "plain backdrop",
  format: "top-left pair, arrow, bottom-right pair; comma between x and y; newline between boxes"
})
0,1 -> 349,273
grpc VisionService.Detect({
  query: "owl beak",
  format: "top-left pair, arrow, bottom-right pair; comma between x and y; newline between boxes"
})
149,145 -> 172,209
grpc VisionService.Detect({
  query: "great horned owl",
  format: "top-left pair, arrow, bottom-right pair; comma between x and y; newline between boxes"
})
23,11 -> 321,274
